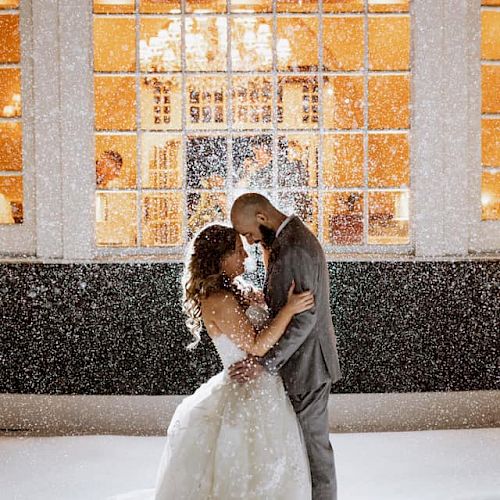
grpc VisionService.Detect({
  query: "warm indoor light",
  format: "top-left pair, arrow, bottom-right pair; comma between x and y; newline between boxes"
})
395,191 -> 409,220
277,38 -> 291,63
481,192 -> 492,206
94,0 -> 134,5
3,105 -> 14,116
369,0 -> 406,4
92,0 -> 412,247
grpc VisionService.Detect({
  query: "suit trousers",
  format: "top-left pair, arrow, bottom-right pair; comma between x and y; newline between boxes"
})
289,381 -> 337,500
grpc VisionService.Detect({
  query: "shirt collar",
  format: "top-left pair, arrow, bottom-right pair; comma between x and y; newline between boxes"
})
275,215 -> 294,238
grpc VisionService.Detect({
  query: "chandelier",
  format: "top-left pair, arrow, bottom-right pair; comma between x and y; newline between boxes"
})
140,17 -> 292,72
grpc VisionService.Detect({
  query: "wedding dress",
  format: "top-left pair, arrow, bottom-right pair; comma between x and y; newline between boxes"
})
111,306 -> 311,500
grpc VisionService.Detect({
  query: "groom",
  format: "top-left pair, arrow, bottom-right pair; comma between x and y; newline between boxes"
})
229,193 -> 342,500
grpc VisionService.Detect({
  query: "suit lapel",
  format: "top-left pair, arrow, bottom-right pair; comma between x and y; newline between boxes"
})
264,215 -> 300,303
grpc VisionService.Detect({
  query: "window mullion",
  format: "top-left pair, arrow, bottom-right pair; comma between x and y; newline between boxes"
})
32,0 -> 63,259
412,0 -> 447,257
59,0 -> 95,260
441,0 -> 477,256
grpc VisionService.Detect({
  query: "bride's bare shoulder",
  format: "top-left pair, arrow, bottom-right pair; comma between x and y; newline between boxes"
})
201,290 -> 237,314
201,291 -> 245,337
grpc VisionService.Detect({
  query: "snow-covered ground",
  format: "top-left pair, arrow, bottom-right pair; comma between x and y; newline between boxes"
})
1,428 -> 499,500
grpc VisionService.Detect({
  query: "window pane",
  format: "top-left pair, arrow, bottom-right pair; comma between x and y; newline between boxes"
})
368,133 -> 409,188
368,191 -> 409,244
139,0 -> 181,14
96,193 -> 138,246
95,134 -> 137,190
0,176 -> 22,224
0,14 -> 19,64
142,133 -> 182,189
94,76 -> 136,131
188,192 -> 227,237
142,192 -> 184,246
278,134 -> 318,187
94,18 -> 136,73
481,172 -> 500,220
186,0 -> 226,13
0,1 -> 19,8
232,77 -> 273,130
140,18 -> 182,73
368,75 -> 410,129
141,76 -> 182,130
323,0 -> 364,13
187,135 -> 227,189
0,122 -> 22,171
278,191 -> 318,235
482,65 -> 500,114
278,76 -> 319,129
231,18 -> 272,72
0,68 -> 21,118
93,0 -> 134,13
277,0 -> 318,13
323,192 -> 364,245
185,17 -> 227,72
324,76 -> 364,130
368,16 -> 410,71
231,0 -> 272,13
277,17 -> 318,71
482,119 -> 500,167
323,18 -> 364,71
323,134 -> 364,187
481,11 -> 500,60
368,0 -> 409,13
480,3 -> 499,223
186,76 -> 227,130
1,4 -> 23,227
90,0 -> 412,251
232,134 -> 273,189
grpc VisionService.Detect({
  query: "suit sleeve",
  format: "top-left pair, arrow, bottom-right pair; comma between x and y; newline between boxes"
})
260,246 -> 318,374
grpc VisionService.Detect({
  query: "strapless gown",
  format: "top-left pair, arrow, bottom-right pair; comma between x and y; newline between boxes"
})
110,332 -> 311,499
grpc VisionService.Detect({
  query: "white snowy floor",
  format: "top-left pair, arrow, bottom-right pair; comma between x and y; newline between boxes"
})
1,428 -> 499,500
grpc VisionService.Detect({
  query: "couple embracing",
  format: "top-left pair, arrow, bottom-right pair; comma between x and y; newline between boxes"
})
114,193 -> 341,500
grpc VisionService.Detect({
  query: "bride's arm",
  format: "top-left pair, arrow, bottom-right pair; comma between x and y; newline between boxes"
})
202,288 -> 313,357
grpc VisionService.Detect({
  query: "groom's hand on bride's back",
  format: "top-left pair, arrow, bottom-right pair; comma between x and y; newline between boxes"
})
228,355 -> 264,384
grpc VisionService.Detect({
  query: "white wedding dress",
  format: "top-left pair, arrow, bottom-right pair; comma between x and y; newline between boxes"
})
111,307 -> 311,500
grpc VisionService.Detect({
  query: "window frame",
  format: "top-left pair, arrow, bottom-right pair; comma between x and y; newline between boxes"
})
1,0 -> 498,261
0,0 -> 35,256
92,0 -> 414,257
470,0 -> 500,252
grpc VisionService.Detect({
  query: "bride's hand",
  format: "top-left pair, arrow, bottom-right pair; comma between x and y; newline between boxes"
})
285,281 -> 314,315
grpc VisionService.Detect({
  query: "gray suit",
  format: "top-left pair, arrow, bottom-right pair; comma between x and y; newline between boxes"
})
261,216 -> 341,500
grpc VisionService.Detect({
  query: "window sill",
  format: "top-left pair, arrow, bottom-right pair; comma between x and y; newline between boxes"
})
0,253 -> 498,265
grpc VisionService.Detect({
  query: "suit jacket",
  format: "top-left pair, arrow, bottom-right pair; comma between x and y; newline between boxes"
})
261,216 -> 342,395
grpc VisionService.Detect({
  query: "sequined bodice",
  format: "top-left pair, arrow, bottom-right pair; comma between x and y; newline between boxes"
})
211,304 -> 269,369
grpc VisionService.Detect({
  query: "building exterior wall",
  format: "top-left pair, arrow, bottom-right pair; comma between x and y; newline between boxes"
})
1,260 -> 497,395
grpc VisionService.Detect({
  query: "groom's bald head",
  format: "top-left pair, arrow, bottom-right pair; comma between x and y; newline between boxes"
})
231,193 -> 274,219
231,193 -> 285,246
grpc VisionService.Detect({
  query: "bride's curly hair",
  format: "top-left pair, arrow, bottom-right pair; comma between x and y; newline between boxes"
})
182,224 -> 249,350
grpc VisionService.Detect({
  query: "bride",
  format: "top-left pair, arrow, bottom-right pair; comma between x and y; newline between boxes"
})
112,224 -> 313,500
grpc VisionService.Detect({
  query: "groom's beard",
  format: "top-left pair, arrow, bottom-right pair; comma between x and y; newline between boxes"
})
259,224 -> 276,248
